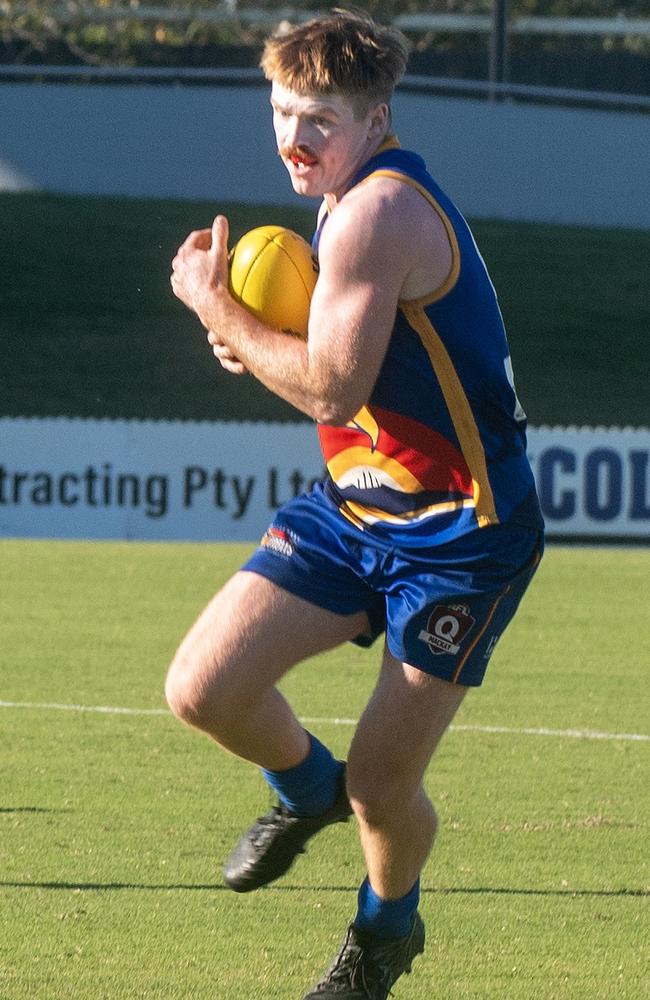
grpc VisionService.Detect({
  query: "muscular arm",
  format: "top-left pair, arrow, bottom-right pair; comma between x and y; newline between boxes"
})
172,180 -> 452,424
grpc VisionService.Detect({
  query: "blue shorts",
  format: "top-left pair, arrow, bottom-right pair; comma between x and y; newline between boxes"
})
243,482 -> 543,687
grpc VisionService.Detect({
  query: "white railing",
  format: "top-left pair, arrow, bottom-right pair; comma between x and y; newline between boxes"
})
4,7 -> 650,37
395,14 -> 650,37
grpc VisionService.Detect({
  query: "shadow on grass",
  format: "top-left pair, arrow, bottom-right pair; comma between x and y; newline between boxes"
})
0,807 -> 68,813
0,881 -> 647,898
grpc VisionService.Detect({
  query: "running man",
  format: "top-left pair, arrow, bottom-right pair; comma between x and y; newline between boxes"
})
168,10 -> 544,999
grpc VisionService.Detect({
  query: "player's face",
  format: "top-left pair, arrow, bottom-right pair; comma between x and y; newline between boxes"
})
271,82 -> 384,203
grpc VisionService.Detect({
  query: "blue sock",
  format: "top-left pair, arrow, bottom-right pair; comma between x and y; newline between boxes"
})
261,732 -> 343,817
354,876 -> 420,940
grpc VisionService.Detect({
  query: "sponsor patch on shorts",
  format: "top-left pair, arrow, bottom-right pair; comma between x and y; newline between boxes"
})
418,603 -> 476,656
260,525 -> 297,560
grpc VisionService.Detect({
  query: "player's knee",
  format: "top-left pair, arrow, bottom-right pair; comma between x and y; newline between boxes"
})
346,769 -> 397,827
165,660 -> 203,727
165,646 -> 218,730
346,766 -> 437,833
165,637 -> 246,734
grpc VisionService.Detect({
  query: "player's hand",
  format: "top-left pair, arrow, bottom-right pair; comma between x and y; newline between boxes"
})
171,216 -> 230,319
207,330 -> 248,375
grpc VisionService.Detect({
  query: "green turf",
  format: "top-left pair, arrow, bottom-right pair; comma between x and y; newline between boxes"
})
0,539 -> 648,998
1,192 -> 648,427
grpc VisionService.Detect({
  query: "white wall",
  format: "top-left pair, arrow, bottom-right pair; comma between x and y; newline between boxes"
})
1,419 -> 648,541
1,80 -> 648,227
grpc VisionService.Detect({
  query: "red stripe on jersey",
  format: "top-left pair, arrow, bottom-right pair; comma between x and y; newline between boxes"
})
319,406 -> 473,497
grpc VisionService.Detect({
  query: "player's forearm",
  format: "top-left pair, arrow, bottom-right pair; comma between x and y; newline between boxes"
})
196,289 -> 352,424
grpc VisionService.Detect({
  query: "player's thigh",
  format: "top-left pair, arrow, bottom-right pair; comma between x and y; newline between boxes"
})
168,569 -> 370,701
347,644 -> 467,808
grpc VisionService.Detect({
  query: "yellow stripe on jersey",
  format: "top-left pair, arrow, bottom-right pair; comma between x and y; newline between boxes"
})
347,405 -> 380,451
400,303 -> 498,528
326,446 -> 424,493
341,496 -> 476,527
358,169 -> 462,303
346,158 -> 498,529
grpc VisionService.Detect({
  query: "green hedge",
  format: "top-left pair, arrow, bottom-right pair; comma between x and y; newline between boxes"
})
2,1 -> 648,93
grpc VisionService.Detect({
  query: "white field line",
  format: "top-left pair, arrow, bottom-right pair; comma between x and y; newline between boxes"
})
0,700 -> 648,743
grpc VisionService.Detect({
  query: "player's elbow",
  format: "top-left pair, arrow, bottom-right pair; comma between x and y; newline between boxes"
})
310,394 -> 360,426
308,370 -> 368,426
306,351 -> 371,425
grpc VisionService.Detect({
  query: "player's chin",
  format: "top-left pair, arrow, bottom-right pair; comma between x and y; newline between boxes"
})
216,353 -> 248,375
286,164 -> 321,195
291,178 -> 327,200
289,177 -> 312,196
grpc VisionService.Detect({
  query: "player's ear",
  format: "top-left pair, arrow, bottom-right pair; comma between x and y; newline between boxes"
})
368,103 -> 389,138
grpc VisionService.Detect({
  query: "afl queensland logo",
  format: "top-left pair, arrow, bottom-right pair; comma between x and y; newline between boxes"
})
419,604 -> 476,656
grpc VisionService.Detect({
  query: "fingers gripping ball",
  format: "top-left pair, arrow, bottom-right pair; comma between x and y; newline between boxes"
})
228,226 -> 319,339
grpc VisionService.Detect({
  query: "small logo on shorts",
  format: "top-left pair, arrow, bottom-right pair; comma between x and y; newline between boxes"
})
418,604 -> 476,656
260,525 -> 296,559
484,634 -> 501,659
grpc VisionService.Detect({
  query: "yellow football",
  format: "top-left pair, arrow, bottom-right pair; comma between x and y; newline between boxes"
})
228,225 -> 318,339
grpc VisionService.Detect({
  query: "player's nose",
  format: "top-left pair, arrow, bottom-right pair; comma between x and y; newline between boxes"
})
284,114 -> 308,148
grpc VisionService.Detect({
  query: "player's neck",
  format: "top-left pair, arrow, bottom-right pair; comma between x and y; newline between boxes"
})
324,130 -> 393,211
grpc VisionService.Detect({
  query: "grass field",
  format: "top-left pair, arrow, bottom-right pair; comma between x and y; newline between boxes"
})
2,192 -> 649,427
0,539 -> 648,999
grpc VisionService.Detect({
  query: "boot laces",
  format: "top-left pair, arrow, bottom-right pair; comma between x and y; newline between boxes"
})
314,928 -> 393,998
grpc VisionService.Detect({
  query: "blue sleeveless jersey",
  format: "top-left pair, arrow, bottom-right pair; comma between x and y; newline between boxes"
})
313,144 -> 544,547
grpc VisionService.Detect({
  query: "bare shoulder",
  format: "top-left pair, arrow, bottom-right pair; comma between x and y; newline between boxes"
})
320,176 -> 453,300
